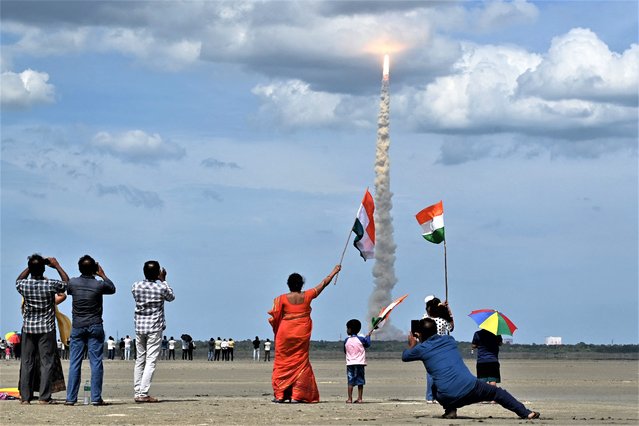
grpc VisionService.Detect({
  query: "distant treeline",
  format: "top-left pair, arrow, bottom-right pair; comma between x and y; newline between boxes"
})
184,339 -> 638,361
309,340 -> 639,360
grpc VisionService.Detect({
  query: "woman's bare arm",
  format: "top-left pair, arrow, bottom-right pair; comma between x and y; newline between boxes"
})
313,265 -> 341,297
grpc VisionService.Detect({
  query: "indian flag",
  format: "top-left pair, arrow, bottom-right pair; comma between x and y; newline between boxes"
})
352,189 -> 375,260
416,200 -> 445,244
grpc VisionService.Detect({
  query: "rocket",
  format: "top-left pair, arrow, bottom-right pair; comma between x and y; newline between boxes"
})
382,54 -> 389,81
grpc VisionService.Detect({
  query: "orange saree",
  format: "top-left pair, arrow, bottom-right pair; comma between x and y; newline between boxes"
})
268,289 -> 320,403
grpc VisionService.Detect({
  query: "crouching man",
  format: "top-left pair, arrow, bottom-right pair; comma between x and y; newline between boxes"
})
402,318 -> 540,420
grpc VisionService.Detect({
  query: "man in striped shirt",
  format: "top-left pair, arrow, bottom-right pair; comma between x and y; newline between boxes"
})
131,260 -> 175,403
16,254 -> 69,404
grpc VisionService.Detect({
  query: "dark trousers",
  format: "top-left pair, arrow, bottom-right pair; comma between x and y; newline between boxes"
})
214,349 -> 220,361
19,330 -> 56,401
438,379 -> 531,418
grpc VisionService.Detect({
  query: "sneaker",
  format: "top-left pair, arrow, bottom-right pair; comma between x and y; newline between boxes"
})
134,395 -> 159,403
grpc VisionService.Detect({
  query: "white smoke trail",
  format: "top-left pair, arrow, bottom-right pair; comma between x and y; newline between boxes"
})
368,56 -> 403,340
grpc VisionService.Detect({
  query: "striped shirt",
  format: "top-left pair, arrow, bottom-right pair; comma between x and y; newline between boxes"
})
132,279 -> 175,333
16,278 -> 67,334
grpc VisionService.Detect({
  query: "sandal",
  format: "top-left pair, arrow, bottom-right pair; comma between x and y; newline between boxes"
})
522,411 -> 540,420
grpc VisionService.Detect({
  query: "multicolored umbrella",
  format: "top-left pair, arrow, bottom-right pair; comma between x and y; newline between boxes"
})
371,294 -> 408,330
5,331 -> 20,344
468,309 -> 517,336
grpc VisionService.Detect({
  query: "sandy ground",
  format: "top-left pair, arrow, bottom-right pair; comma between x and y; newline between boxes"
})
1,357 -> 637,425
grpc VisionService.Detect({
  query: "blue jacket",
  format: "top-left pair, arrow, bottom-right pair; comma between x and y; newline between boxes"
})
402,334 -> 476,404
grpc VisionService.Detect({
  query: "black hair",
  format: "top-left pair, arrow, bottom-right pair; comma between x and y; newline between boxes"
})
346,319 -> 362,334
287,273 -> 305,292
426,297 -> 441,315
27,254 -> 46,276
144,260 -> 161,280
419,318 -> 437,341
434,304 -> 453,322
78,254 -> 98,275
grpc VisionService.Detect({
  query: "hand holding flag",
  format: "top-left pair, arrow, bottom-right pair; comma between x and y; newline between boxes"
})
371,294 -> 408,331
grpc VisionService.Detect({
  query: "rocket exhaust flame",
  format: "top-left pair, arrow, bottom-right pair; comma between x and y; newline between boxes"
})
382,54 -> 389,80
368,55 -> 402,340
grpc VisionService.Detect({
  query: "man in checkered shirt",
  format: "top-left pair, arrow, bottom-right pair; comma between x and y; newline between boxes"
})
131,260 -> 175,403
16,254 -> 69,404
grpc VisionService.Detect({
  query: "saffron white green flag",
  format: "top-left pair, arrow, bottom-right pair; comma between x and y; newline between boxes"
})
352,189 -> 375,260
416,201 -> 445,244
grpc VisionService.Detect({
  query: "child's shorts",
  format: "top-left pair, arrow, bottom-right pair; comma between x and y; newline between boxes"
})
347,365 -> 366,386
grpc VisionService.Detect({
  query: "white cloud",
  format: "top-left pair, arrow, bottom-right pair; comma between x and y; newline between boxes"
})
400,29 -> 638,140
472,0 -> 539,33
252,80 -> 345,129
99,28 -> 201,71
0,69 -> 55,108
92,130 -> 185,163
517,28 -> 639,106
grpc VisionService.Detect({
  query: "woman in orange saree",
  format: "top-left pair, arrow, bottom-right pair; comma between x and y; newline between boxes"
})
268,265 -> 341,403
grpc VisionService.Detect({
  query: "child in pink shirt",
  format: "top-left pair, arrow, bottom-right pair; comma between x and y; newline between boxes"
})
344,319 -> 372,403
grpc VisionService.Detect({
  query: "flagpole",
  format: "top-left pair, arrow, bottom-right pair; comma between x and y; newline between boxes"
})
334,228 -> 353,286
443,239 -> 448,302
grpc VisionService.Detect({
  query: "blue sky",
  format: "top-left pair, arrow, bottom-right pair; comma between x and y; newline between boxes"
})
1,0 -> 637,344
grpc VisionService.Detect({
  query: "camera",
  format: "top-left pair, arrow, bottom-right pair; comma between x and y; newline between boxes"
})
411,319 -> 421,335
44,258 -> 51,265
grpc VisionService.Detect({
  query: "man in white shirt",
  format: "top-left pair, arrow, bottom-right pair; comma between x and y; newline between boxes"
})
168,337 -> 176,360
107,336 -> 116,360
124,335 -> 132,360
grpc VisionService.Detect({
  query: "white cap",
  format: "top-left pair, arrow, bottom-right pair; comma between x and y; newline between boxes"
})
424,295 -> 436,304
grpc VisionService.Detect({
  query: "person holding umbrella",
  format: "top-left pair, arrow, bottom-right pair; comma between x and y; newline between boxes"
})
472,330 -> 503,387
469,309 -> 516,388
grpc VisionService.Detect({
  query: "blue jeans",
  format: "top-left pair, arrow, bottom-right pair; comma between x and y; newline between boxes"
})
438,379 -> 532,418
426,372 -> 434,400
66,324 -> 105,403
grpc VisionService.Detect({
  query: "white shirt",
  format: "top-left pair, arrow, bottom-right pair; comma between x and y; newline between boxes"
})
107,339 -> 116,350
264,341 -> 271,351
124,337 -> 132,348
169,339 -> 176,350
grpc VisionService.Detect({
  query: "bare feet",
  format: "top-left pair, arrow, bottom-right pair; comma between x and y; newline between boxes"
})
527,411 -> 541,419
346,399 -> 352,404
354,399 -> 362,403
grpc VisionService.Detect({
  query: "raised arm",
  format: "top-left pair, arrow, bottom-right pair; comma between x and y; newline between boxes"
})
312,264 -> 341,297
96,263 -> 116,294
48,257 -> 69,282
16,267 -> 30,281
442,301 -> 454,332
